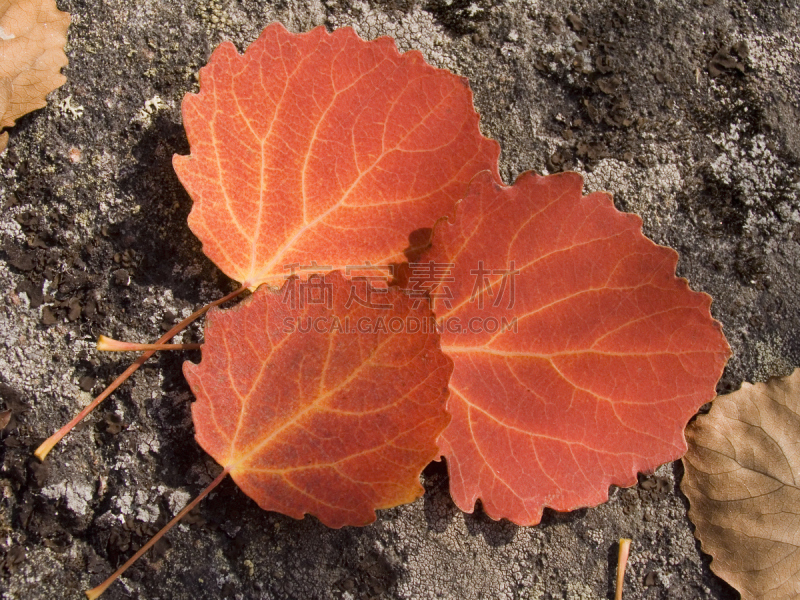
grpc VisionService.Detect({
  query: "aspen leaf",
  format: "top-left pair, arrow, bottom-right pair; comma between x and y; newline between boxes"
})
86,273 -> 452,597
173,22 -> 500,289
417,170 -> 730,525
682,369 -> 800,600
0,0 -> 70,151
184,271 -> 452,527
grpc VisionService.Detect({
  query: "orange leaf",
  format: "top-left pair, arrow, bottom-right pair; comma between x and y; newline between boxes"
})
183,271 -> 452,527
416,170 -> 731,525
173,23 -> 499,289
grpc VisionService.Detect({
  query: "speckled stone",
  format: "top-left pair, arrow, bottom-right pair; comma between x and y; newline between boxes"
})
2,1 -> 799,598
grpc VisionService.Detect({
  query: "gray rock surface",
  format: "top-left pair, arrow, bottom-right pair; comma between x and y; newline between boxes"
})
1,0 -> 799,598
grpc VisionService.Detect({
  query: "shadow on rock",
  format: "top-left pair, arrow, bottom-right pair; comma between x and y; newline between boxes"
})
116,114 -> 232,304
462,504 -> 519,547
422,459 -> 520,545
421,459 -> 459,533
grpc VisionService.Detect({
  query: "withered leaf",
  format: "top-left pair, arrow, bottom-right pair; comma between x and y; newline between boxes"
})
0,0 -> 70,151
682,369 -> 800,600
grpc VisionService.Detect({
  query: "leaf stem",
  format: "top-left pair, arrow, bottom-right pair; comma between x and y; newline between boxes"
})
34,286 -> 248,461
85,468 -> 230,600
614,538 -> 632,600
97,335 -> 202,352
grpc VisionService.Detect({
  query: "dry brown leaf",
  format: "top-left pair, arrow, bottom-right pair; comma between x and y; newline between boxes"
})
0,0 -> 70,151
682,368 -> 800,600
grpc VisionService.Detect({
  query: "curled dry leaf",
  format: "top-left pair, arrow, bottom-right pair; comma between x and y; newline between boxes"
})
419,170 -> 730,525
0,0 -> 70,151
173,22 -> 499,289
184,271 -> 452,527
682,368 -> 800,600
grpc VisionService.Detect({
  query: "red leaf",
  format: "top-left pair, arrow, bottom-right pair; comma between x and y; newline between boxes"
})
417,171 -> 730,525
183,272 -> 452,527
173,23 -> 499,288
